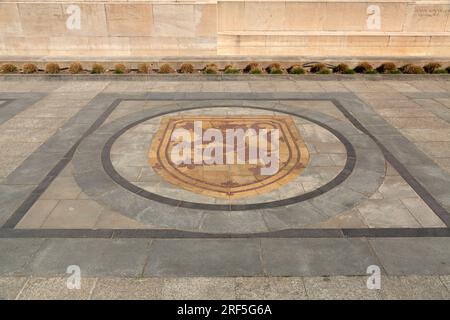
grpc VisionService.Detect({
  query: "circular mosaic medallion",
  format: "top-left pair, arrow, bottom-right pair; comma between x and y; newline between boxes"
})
73,101 -> 385,232
109,107 -> 349,207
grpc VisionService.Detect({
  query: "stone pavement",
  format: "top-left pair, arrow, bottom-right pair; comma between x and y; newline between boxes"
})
1,76 -> 450,299
1,275 -> 449,300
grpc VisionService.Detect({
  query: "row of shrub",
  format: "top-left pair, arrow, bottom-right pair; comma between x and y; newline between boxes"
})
1,61 -> 450,75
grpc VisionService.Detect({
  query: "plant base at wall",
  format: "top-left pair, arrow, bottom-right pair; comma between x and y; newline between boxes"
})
1,62 -> 449,76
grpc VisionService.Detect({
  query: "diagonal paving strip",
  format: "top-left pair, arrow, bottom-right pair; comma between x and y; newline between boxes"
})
336,96 -> 450,225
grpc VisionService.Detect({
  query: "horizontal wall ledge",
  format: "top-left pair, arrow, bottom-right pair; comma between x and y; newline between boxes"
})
219,31 -> 450,37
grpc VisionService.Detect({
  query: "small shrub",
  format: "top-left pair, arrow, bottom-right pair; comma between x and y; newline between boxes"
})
204,68 -> 217,74
446,66 -> 450,73
45,63 -> 60,74
1,63 -> 18,73
244,62 -> 259,73
432,69 -> 448,74
179,63 -> 194,74
400,64 -> 425,74
224,65 -> 240,74
288,65 -> 305,74
353,62 -> 373,73
343,69 -> 356,74
270,68 -> 283,74
264,63 -> 282,74
204,66 -> 218,75
318,68 -> 331,74
249,68 -> 263,74
376,62 -> 397,74
22,63 -> 38,74
389,69 -> 401,74
203,63 -> 218,74
424,62 -> 441,74
68,62 -> 83,74
137,63 -> 150,74
159,63 -> 175,74
114,63 -> 127,74
333,63 -> 350,73
365,69 -> 378,74
91,63 -> 105,74
310,63 -> 328,73
265,63 -> 281,73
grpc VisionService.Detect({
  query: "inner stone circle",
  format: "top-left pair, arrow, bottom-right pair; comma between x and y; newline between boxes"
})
110,107 -> 347,205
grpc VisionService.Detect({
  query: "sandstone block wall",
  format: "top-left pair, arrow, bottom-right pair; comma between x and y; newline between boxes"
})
0,0 -> 449,58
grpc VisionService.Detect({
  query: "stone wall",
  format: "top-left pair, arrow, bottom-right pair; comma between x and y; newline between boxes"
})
0,0 -> 449,58
0,0 -> 217,57
218,0 -> 450,57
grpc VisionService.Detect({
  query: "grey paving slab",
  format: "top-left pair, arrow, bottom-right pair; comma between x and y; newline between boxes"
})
261,238 -> 378,276
262,203 -> 326,230
0,184 -> 35,226
41,200 -> 102,229
134,203 -> 202,230
357,199 -> 421,228
379,135 -> 437,166
16,200 -> 59,229
27,239 -> 151,277
369,238 -> 450,275
4,151 -> 64,185
199,211 -> 269,233
0,94 -> 45,126
0,239 -> 45,276
144,239 -> 263,276
408,164 -> 450,211
38,124 -> 92,154
72,171 -> 119,198
308,187 -> 368,217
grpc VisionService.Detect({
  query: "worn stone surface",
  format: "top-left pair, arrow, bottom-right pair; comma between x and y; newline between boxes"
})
27,239 -> 151,277
18,277 -> 96,300
379,276 -> 450,299
0,277 -> 27,299
1,78 -> 450,289
235,277 -> 307,300
369,238 -> 450,275
261,238 -> 378,276
162,277 -> 236,300
303,276 -> 381,300
144,239 -> 263,277
1,275 -> 449,300
91,278 -> 163,300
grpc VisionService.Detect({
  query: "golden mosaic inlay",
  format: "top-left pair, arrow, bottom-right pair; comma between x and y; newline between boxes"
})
149,115 -> 310,199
